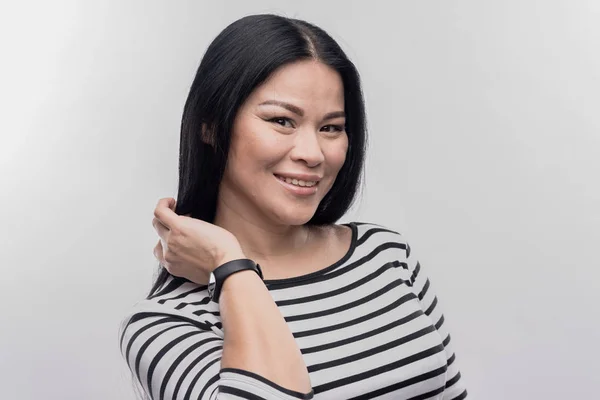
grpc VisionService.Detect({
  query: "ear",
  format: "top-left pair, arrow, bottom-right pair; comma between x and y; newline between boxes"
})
201,122 -> 215,148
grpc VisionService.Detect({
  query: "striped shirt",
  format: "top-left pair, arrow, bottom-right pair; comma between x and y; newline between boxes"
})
119,222 -> 468,399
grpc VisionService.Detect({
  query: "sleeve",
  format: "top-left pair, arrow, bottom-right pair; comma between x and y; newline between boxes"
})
404,239 -> 468,400
118,306 -> 314,400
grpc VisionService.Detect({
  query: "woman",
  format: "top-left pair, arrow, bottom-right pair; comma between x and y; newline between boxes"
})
119,14 -> 467,400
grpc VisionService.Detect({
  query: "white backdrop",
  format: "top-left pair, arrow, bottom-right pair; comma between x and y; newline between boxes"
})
1,1 -> 598,399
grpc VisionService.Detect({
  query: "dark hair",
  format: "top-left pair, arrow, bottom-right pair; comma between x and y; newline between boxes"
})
147,13 -> 368,298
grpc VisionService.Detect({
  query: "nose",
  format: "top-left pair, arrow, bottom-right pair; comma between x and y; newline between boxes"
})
289,128 -> 325,167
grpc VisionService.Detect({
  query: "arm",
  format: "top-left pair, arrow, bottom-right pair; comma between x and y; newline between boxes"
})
219,266 -> 312,393
129,198 -> 313,398
405,240 -> 468,400
119,269 -> 313,400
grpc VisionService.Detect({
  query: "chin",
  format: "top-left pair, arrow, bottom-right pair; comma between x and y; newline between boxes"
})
272,208 -> 316,226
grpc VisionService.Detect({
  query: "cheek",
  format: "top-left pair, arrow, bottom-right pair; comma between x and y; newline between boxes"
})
229,120 -> 287,173
231,118 -> 266,157
325,137 -> 349,172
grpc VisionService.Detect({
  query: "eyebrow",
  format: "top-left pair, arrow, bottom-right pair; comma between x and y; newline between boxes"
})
258,100 -> 345,120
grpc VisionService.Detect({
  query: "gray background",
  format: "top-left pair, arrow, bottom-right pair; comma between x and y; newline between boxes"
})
1,1 -> 598,399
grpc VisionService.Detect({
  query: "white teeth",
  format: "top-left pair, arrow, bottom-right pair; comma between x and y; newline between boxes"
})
277,175 -> 317,187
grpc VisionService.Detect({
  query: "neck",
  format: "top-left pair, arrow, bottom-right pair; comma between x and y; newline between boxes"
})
213,201 -> 312,265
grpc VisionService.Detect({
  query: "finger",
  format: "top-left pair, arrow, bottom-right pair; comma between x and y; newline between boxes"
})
153,241 -> 163,262
152,217 -> 169,241
154,198 -> 178,229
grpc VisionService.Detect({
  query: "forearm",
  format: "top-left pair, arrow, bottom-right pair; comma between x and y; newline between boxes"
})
218,269 -> 312,394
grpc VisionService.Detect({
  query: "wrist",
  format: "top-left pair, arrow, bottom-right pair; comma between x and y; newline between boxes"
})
208,258 -> 263,303
220,269 -> 264,295
213,248 -> 247,271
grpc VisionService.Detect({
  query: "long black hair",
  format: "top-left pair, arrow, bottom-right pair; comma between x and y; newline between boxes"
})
147,13 -> 368,298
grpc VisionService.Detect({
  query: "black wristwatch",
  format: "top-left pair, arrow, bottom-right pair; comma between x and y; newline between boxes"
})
207,258 -> 263,303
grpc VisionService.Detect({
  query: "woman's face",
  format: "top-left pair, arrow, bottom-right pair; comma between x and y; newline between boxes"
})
218,59 -> 348,227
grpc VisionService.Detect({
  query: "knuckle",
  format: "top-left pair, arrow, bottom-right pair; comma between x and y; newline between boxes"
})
163,262 -> 173,273
169,223 -> 181,236
163,251 -> 176,264
166,233 -> 179,248
164,263 -> 180,276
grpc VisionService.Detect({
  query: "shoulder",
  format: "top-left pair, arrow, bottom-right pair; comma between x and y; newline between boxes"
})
349,221 -> 409,247
329,221 -> 413,268
118,276 -> 223,353
346,222 -> 429,289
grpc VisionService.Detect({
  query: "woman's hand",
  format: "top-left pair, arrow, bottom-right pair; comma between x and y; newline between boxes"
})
151,198 -> 245,285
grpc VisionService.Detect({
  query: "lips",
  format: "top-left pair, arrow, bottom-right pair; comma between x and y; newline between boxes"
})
274,174 -> 318,187
274,174 -> 319,195
273,173 -> 322,182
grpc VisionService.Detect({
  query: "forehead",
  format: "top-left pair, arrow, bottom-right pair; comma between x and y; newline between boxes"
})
248,60 -> 344,109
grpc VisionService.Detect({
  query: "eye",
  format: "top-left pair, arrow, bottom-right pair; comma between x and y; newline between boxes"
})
321,124 -> 345,134
268,117 -> 294,128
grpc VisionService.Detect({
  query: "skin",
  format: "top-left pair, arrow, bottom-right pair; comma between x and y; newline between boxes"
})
150,59 -> 354,393
212,59 -> 352,279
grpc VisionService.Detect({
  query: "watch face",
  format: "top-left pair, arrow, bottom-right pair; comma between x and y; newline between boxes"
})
256,263 -> 263,279
207,272 -> 216,299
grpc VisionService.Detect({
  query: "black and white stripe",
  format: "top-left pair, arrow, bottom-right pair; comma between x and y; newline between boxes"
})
119,222 -> 467,399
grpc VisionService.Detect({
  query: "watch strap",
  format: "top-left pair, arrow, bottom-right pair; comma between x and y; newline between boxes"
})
209,258 -> 263,303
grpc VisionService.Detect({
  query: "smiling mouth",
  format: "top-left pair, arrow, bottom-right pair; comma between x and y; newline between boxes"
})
274,174 -> 320,188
